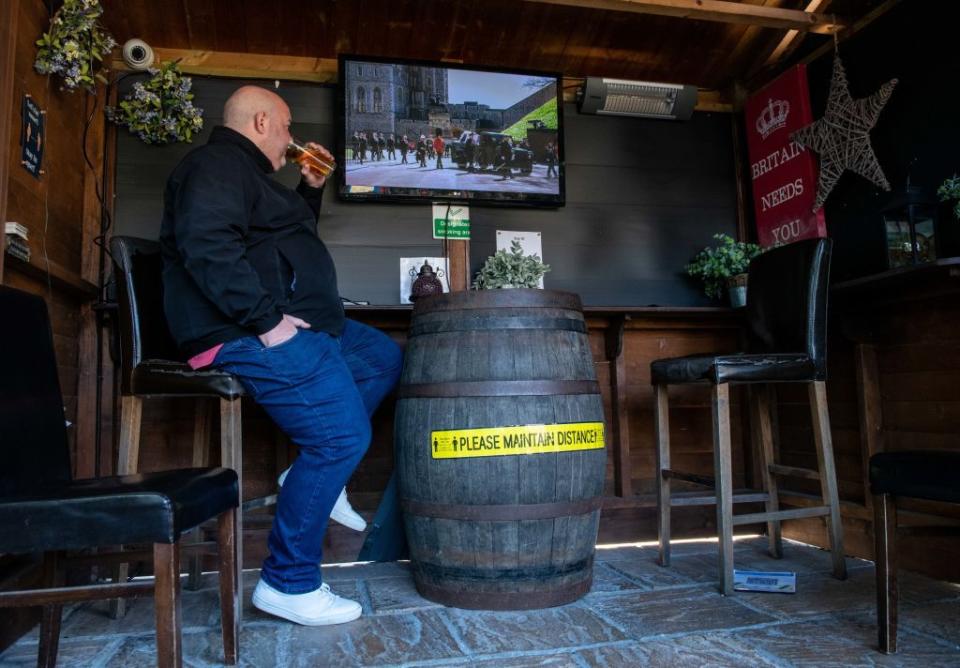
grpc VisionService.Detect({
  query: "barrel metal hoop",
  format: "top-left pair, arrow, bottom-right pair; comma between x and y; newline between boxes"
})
413,290 -> 583,314
402,496 -> 603,521
397,379 -> 600,399
409,316 -> 587,337
414,576 -> 592,610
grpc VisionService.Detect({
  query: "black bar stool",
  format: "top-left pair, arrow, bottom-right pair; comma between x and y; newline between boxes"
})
110,236 -> 276,617
651,238 -> 846,594
870,450 -> 960,653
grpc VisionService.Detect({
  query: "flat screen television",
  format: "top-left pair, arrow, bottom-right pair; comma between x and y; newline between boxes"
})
338,55 -> 565,207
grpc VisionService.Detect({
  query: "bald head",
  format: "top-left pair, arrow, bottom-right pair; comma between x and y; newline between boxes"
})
222,86 -> 292,171
223,86 -> 287,131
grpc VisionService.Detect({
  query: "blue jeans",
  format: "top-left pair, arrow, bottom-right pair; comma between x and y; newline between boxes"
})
213,319 -> 402,593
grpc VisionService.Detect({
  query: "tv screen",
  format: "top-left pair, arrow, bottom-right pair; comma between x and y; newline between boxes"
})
338,55 -> 564,207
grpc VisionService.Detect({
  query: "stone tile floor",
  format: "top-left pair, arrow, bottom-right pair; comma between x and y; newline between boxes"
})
2,536 -> 959,667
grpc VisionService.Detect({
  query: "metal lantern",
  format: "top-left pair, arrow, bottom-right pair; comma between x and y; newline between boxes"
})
881,186 -> 938,269
409,260 -> 445,301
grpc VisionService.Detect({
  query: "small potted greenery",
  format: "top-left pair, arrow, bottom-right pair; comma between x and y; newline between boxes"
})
473,240 -> 550,289
938,174 -> 960,221
686,233 -> 763,307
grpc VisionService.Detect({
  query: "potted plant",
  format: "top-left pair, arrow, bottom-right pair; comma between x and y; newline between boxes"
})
686,233 -> 763,307
473,240 -> 550,289
938,174 -> 960,221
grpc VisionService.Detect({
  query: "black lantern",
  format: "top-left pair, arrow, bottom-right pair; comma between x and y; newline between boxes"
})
409,260 -> 445,301
881,186 -> 938,268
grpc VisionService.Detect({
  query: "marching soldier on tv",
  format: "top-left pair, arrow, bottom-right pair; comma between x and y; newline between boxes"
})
416,135 -> 427,168
464,132 -> 476,171
545,141 -> 558,178
399,134 -> 409,164
387,134 -> 396,160
433,129 -> 445,170
376,132 -> 385,161
357,132 -> 367,165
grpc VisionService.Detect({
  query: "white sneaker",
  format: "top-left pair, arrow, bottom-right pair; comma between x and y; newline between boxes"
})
252,578 -> 362,626
277,467 -> 368,532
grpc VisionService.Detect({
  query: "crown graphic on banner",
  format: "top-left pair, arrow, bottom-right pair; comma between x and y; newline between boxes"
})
756,98 -> 790,139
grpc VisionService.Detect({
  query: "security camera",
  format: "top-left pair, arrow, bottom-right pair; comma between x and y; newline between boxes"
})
122,39 -> 154,71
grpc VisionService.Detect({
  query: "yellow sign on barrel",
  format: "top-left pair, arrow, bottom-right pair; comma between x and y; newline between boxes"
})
430,422 -> 604,459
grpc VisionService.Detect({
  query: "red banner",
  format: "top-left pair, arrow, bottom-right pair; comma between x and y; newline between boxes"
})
745,64 -> 826,247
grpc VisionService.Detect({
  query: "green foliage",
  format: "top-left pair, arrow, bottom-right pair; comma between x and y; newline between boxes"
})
105,61 -> 204,145
34,0 -> 117,92
686,233 -> 763,300
502,98 -> 558,141
473,240 -> 551,289
938,174 -> 960,221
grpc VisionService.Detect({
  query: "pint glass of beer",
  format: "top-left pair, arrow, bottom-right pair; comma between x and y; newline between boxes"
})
286,139 -> 336,177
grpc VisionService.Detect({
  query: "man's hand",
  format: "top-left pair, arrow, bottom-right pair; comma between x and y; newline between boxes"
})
259,314 -> 311,348
300,142 -> 334,188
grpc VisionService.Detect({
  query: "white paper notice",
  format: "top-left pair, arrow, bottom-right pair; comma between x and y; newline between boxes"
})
400,257 -> 450,304
496,230 -> 544,288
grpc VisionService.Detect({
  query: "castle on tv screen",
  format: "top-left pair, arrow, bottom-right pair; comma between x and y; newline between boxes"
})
344,62 -> 560,196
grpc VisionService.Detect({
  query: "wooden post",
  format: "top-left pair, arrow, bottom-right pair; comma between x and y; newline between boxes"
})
0,0 -> 20,283
809,381 -> 847,580
752,385 -> 783,558
874,492 -> 898,654
153,542 -> 183,668
607,316 -> 632,497
712,383 -> 734,595
446,239 -> 470,292
856,343 -> 884,509
218,508 -> 240,665
654,383 -> 671,567
220,396 -> 243,623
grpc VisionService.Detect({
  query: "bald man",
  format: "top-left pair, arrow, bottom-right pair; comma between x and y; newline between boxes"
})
160,85 -> 402,625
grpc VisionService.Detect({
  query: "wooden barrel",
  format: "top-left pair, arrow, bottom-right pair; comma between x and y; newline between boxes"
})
395,289 -> 606,610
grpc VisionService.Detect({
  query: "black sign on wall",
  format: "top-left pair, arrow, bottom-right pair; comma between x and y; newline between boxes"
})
20,95 -> 45,178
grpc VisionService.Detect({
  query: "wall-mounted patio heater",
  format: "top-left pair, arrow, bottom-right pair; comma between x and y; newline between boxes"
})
577,77 -> 698,120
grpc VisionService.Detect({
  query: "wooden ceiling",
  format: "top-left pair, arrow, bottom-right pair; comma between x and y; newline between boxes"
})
99,0 -> 889,100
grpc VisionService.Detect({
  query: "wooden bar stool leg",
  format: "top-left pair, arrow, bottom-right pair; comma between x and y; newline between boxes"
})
654,383 -> 672,567
111,395 -> 143,619
809,381 -> 847,580
712,382 -> 734,596
154,542 -> 183,668
218,507 -> 240,665
37,551 -> 64,668
874,492 -> 898,654
754,385 -> 782,558
187,400 -> 213,591
220,397 -> 243,623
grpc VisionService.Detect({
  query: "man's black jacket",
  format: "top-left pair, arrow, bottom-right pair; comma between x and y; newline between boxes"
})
160,126 -> 344,358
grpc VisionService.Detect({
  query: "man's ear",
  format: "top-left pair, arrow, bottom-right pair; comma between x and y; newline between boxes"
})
253,110 -> 268,135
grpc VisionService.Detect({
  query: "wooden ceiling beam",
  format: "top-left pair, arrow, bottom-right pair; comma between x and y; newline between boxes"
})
110,48 -> 340,84
522,0 -> 844,34
746,0 -> 903,94
761,0 -> 832,70
111,48 -> 733,112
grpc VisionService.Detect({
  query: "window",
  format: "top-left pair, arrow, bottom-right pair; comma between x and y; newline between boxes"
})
373,88 -> 382,113
357,65 -> 363,77
356,87 -> 366,113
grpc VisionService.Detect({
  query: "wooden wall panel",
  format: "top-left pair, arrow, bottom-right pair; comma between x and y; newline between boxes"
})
779,283 -> 960,583
112,79 -> 738,308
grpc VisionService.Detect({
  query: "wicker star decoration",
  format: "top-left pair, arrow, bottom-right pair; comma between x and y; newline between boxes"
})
791,55 -> 897,211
